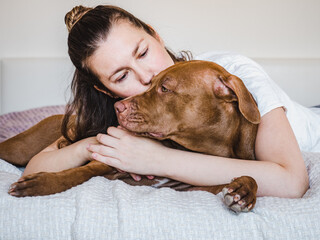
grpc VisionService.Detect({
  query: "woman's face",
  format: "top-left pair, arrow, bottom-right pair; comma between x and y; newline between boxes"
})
87,20 -> 174,98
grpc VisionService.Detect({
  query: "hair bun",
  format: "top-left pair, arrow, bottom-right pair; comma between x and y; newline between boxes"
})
65,5 -> 92,32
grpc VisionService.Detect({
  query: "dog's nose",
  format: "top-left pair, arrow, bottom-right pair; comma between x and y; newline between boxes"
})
115,101 -> 127,114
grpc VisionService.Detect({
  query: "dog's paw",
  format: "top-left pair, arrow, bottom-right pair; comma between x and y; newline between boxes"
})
222,176 -> 257,213
8,172 -> 63,197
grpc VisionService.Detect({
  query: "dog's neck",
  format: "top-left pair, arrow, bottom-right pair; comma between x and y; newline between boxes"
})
168,115 -> 258,160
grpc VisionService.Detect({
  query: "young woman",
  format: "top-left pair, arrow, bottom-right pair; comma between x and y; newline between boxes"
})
21,5 -> 320,198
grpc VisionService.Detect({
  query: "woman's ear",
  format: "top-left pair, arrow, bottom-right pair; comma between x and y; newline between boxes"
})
94,85 -> 119,98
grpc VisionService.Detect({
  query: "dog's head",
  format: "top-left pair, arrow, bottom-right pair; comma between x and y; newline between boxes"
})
114,60 -> 260,154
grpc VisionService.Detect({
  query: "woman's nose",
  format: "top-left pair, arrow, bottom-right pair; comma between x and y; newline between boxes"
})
141,74 -> 154,85
136,66 -> 154,85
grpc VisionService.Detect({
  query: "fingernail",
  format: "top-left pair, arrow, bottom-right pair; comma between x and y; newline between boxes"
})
228,188 -> 234,193
135,175 -> 141,181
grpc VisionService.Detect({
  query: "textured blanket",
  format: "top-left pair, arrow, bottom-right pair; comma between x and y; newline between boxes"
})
1,106 -> 320,239
0,151 -> 320,240
0,105 -> 65,142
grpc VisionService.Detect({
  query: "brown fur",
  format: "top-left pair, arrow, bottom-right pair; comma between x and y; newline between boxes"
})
116,61 -> 260,159
0,60 -> 259,212
0,115 -> 63,166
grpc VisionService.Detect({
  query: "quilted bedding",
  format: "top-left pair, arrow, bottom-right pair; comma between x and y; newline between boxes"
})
0,106 -> 320,240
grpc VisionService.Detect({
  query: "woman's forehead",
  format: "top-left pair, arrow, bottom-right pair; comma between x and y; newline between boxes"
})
110,19 -> 149,38
86,25 -> 148,81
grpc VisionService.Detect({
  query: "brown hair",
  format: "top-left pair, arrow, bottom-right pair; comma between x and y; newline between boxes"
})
61,5 -> 191,147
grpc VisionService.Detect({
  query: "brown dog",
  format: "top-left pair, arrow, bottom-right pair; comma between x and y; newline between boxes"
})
0,60 -> 260,212
115,60 -> 260,159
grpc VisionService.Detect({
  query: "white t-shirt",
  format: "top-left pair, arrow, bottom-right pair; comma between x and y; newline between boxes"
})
195,51 -> 320,152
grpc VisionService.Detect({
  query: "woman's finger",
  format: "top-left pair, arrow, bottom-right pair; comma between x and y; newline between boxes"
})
130,173 -> 141,181
87,144 -> 117,159
96,133 -> 119,148
107,126 -> 131,139
117,169 -> 142,182
91,152 -> 120,168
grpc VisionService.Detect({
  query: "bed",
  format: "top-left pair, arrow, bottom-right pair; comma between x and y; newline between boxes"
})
0,57 -> 320,239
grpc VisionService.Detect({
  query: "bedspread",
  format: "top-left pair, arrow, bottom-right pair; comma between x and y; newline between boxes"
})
0,105 -> 65,142
0,106 -> 320,239
0,151 -> 320,240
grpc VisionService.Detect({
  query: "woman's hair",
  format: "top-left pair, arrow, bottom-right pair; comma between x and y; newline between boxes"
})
60,5 -> 191,147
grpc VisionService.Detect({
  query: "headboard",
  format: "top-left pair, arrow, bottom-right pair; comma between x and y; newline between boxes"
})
0,58 -> 319,115
255,58 -> 320,108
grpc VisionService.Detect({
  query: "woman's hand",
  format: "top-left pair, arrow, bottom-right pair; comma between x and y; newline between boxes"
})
71,131 -> 153,181
87,126 -> 168,177
75,135 -> 152,181
75,137 -> 100,162
116,168 -> 154,181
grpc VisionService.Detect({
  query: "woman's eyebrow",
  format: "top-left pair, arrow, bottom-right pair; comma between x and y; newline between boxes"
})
132,39 -> 144,57
109,39 -> 144,79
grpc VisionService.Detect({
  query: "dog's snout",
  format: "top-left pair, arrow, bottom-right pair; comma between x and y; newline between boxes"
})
115,101 -> 127,114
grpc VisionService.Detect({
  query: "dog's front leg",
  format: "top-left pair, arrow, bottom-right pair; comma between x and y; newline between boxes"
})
8,160 -> 114,197
0,115 -> 64,166
188,176 -> 257,213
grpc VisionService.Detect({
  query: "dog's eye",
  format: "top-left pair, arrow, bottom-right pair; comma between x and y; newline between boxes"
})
161,86 -> 169,92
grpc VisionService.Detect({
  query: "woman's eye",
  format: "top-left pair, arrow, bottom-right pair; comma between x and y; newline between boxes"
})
117,73 -> 127,82
140,48 -> 148,58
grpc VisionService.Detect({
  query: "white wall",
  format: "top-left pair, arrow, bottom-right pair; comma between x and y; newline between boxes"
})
0,0 -> 319,59
0,0 -> 319,112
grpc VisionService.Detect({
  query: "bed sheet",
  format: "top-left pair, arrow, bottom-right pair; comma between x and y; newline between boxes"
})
1,107 -> 320,239
0,152 -> 320,239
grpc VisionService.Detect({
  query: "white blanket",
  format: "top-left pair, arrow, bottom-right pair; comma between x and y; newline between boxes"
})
1,152 -> 320,240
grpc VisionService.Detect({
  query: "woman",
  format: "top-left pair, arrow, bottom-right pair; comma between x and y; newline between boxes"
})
21,5 -> 320,198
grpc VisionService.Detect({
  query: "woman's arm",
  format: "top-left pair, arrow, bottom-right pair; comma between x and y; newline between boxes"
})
163,108 -> 308,198
23,136 -> 97,176
89,108 -> 309,198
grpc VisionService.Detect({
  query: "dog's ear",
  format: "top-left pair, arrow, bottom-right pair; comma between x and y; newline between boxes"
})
214,75 -> 260,124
